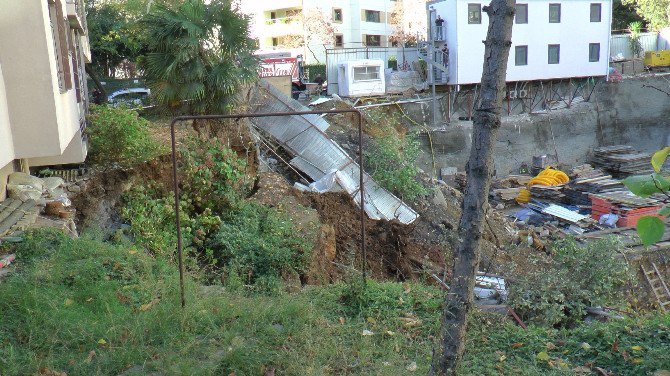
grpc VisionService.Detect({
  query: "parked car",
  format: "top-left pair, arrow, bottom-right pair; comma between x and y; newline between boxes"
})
107,88 -> 151,107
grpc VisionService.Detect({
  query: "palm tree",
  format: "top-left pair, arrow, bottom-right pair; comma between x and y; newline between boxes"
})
143,0 -> 257,114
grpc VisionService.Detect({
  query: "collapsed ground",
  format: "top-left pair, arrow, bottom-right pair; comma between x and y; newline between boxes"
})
1,96 -> 670,374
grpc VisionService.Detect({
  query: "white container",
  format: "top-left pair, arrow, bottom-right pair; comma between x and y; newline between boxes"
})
337,59 -> 386,97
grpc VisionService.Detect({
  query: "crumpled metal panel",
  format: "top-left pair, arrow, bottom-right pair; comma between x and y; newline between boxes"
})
250,80 -> 419,224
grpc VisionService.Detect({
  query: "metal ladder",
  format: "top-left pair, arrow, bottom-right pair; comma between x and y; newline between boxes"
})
641,262 -> 670,312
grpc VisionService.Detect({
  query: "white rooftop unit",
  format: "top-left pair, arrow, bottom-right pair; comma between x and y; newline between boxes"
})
337,59 -> 386,97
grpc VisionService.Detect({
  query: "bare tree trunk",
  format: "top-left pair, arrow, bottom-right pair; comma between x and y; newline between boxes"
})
85,64 -> 107,103
430,1 -> 515,375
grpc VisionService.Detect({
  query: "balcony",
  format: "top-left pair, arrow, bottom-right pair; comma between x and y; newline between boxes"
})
262,0 -> 302,10
259,16 -> 303,37
65,0 -> 86,31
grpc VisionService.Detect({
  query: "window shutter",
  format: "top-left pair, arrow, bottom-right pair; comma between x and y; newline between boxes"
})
381,35 -> 388,47
362,34 -> 367,45
380,11 -> 386,23
361,9 -> 366,21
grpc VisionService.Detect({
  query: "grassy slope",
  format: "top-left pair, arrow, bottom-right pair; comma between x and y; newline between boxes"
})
1,230 -> 669,375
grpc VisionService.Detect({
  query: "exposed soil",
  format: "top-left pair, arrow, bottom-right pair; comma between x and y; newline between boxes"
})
249,172 -> 514,284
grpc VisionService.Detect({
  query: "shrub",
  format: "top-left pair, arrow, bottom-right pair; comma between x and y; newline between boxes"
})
365,129 -> 427,200
508,237 -> 633,327
86,105 -> 164,168
304,64 -> 326,82
208,202 -> 313,292
179,137 -> 252,213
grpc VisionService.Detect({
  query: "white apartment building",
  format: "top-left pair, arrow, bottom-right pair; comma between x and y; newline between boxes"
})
427,0 -> 613,85
0,0 -> 90,200
241,0 -> 400,64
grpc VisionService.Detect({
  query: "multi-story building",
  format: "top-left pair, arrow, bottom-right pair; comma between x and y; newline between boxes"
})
0,0 -> 90,200
426,0 -> 613,85
241,0 -> 400,64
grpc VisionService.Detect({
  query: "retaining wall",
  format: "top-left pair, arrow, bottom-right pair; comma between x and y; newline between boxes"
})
411,75 -> 670,177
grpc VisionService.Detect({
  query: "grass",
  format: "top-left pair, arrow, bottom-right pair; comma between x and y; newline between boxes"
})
1,229 -> 669,375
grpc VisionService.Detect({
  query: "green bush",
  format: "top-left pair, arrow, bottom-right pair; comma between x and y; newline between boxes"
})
304,64 -> 326,82
86,105 -> 164,168
509,237 -> 633,327
208,202 -> 312,292
365,129 -> 427,201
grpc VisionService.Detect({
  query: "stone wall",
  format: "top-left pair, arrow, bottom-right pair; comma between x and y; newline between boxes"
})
412,75 -> 670,177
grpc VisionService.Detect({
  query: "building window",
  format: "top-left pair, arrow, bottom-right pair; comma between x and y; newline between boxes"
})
364,34 -> 381,46
515,45 -> 528,65
468,4 -> 482,24
590,3 -> 602,22
333,8 -> 343,23
365,10 -> 381,23
272,37 -> 278,47
589,43 -> 600,62
548,44 -> 560,64
48,0 -> 72,93
270,11 -> 276,20
353,65 -> 381,81
549,3 -> 561,23
515,4 -> 528,24
335,34 -> 344,48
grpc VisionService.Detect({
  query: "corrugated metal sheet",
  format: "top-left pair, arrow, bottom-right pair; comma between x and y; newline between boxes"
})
610,32 -> 659,60
250,80 -> 419,224
541,204 -> 588,224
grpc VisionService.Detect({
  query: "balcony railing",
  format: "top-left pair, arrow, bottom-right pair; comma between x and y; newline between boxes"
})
265,16 -> 301,25
65,0 -> 87,32
261,16 -> 302,37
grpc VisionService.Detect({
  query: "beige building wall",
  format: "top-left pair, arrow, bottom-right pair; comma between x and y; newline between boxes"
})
0,63 -> 15,169
0,0 -> 90,200
0,63 -> 15,201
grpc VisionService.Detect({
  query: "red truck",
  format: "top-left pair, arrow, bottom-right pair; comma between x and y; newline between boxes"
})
259,54 -> 307,98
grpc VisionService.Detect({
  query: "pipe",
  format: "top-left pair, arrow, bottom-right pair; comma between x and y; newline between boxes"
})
169,109 -> 366,307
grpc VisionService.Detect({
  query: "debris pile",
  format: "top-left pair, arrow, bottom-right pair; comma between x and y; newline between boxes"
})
489,152 -> 665,241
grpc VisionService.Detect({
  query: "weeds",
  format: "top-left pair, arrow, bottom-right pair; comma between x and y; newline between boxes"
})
0,230 -> 668,375
86,105 -> 165,168
508,237 -> 634,327
364,120 -> 427,201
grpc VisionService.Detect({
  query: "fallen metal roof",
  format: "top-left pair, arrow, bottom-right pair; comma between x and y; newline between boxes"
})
249,80 -> 419,224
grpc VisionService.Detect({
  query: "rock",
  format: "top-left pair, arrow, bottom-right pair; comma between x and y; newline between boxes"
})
67,185 -> 82,193
43,177 -> 65,191
272,323 -> 284,332
406,362 -> 418,372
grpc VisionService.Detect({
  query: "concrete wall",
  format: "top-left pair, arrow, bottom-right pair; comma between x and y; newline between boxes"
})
413,75 -> 670,177
0,64 -> 14,170
0,162 -> 15,202
430,0 -> 612,85
0,0 -> 85,159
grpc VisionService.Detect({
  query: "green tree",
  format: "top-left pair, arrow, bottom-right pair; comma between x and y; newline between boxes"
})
623,0 -> 670,30
142,0 -> 257,114
622,146 -> 670,245
613,0 -> 645,30
87,3 -> 145,78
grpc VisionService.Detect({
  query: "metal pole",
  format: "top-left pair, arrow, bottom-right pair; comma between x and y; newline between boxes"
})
170,120 -> 186,308
358,112 -> 366,284
168,109 -> 367,306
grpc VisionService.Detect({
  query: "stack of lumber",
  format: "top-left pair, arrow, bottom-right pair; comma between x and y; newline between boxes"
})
564,169 -> 624,206
590,191 -> 663,227
493,188 -> 522,201
529,185 -> 565,201
592,145 -> 652,177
